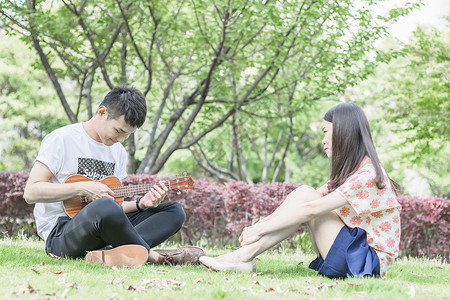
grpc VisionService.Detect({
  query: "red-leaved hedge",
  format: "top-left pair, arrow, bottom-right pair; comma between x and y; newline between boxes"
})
0,171 -> 448,259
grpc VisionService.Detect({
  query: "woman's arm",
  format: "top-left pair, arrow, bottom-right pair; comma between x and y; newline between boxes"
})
255,182 -> 329,225
316,182 -> 329,196
240,187 -> 348,246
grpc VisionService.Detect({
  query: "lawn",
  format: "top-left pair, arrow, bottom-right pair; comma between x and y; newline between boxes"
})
0,236 -> 448,299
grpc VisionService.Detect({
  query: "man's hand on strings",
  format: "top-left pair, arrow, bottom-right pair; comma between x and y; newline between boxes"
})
139,181 -> 168,208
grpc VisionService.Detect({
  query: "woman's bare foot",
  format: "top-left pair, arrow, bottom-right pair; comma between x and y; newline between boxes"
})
213,249 -> 252,266
199,254 -> 256,273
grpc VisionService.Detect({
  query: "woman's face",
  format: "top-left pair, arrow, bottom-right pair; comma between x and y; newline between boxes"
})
322,120 -> 333,158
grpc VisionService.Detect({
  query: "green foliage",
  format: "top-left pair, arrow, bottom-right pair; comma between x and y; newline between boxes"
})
0,0 -> 420,177
344,21 -> 449,197
382,25 -> 449,161
0,34 -> 68,170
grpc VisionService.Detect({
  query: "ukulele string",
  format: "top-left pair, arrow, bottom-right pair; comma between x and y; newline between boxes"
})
113,180 -> 176,197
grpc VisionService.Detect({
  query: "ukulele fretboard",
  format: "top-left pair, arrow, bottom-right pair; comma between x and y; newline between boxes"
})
112,182 -> 170,197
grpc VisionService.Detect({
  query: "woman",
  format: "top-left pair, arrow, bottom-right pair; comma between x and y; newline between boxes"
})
199,103 -> 401,278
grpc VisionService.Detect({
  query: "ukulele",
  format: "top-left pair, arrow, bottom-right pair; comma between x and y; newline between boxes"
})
63,174 -> 194,218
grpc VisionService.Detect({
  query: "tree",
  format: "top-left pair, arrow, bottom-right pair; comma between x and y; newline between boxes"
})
0,34 -> 68,171
383,24 -> 449,159
343,21 -> 449,197
0,0 -> 422,177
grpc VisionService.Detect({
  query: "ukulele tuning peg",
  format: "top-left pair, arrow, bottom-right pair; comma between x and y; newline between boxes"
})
177,190 -> 181,195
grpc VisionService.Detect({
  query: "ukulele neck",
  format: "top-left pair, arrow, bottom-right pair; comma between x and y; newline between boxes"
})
112,182 -> 170,198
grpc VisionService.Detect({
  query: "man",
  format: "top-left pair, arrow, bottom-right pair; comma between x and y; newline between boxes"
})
24,86 -> 204,267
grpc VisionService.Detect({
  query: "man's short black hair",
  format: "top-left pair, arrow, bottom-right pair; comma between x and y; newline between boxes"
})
100,86 -> 147,128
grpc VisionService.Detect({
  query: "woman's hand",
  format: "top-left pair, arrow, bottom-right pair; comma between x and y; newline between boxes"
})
239,223 -> 263,246
139,181 -> 168,208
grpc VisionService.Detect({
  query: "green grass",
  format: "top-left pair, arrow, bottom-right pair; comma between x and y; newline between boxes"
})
0,236 -> 448,299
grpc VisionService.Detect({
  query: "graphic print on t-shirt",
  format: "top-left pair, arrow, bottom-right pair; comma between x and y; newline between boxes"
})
77,158 -> 115,181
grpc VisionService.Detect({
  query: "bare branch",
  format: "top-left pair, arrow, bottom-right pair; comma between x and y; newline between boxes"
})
61,1 -> 121,88
192,144 -> 239,181
25,0 -> 77,123
116,0 -> 149,70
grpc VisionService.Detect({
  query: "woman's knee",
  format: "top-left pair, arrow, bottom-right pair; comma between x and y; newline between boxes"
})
287,184 -> 321,203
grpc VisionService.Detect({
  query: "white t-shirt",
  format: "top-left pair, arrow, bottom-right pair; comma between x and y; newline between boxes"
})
33,123 -> 128,241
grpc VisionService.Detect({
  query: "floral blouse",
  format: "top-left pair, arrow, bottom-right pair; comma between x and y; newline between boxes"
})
336,164 -> 401,278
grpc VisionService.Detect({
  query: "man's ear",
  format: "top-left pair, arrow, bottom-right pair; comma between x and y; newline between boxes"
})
97,106 -> 108,118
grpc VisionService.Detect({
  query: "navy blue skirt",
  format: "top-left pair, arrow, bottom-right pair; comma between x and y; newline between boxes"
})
309,226 -> 380,279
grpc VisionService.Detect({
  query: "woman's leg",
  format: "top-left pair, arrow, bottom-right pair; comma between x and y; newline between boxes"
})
258,185 -> 345,259
307,211 -> 344,259
215,223 -> 300,265
214,185 -> 334,265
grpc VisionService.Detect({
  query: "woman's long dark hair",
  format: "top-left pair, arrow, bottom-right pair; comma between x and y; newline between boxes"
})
324,103 -> 400,194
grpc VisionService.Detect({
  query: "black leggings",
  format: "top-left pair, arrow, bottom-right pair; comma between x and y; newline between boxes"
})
45,198 -> 186,258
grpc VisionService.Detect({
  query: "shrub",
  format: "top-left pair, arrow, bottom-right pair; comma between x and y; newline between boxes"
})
0,171 -> 35,236
397,195 -> 449,259
1,172 -> 448,260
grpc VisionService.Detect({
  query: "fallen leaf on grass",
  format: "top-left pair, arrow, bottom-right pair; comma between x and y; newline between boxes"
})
303,278 -> 339,295
166,279 -> 185,287
31,262 -> 48,273
193,278 -> 203,284
252,281 -> 265,287
346,282 -> 362,287
127,285 -> 147,292
105,276 -> 127,284
135,278 -> 186,291
352,291 -> 368,298
45,288 -> 70,299
222,277 -> 230,281
252,272 -> 264,277
55,275 -> 80,289
13,282 -> 38,295
264,287 -> 289,295
290,289 -> 307,295
51,270 -> 64,275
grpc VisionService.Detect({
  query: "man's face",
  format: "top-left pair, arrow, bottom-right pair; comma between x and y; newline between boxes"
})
98,111 -> 136,146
